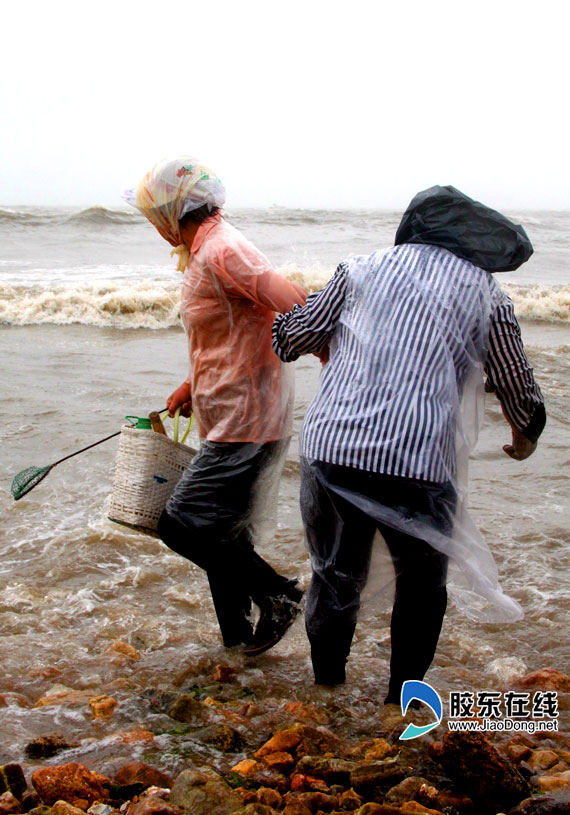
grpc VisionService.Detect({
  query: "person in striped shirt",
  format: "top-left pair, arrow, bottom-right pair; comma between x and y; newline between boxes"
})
272,187 -> 545,703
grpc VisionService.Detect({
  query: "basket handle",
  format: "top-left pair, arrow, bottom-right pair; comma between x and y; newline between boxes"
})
159,408 -> 194,444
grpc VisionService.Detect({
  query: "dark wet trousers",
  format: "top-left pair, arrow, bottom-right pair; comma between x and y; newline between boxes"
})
300,459 -> 455,701
157,440 -> 300,647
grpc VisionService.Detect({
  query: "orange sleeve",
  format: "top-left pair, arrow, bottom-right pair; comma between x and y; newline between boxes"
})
213,239 -> 307,312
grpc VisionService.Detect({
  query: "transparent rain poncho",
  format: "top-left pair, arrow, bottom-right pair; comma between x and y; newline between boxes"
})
124,157 -> 306,545
291,244 -> 527,624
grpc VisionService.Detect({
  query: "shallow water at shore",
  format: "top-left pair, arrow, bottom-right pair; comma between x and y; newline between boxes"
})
1,321 -> 568,773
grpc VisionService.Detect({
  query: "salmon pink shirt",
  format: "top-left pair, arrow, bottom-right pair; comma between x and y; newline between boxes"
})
181,215 -> 307,443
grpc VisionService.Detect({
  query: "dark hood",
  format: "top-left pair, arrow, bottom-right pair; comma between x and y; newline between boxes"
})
395,185 -> 533,272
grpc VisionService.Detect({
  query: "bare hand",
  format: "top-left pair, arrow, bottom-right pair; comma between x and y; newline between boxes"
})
166,382 -> 192,417
500,402 -> 536,460
503,427 -> 537,461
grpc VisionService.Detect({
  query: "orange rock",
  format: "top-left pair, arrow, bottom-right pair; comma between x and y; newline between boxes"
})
89,695 -> 118,719
115,730 -> 154,744
507,743 -> 532,762
255,787 -> 282,808
261,752 -> 295,774
284,702 -> 329,724
34,686 -> 93,708
363,738 -> 398,761
114,763 -> 173,790
516,669 -> 570,692
50,802 -> 86,815
289,774 -> 329,793
27,666 -> 62,679
536,771 -> 570,792
202,697 -> 222,706
31,763 -> 110,807
0,694 -> 31,709
526,749 -> 559,772
400,802 -> 445,815
105,641 -> 140,660
255,730 -> 302,757
210,665 -> 236,682
230,760 -> 261,777
0,792 -> 23,815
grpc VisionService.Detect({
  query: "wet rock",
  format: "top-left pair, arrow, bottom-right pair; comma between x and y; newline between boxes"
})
349,763 -> 406,797
399,803 -> 444,815
25,735 -> 76,760
295,757 -> 356,787
87,805 -> 115,815
0,766 -> 27,800
535,771 -> 570,792
355,804 -> 402,815
210,666 -> 236,682
507,790 -> 570,814
429,731 -> 530,813
167,695 -> 212,725
420,788 -> 474,815
34,686 -> 93,708
260,753 -> 294,775
289,724 -> 343,760
244,771 -> 288,794
114,765 -> 173,791
384,777 -> 430,804
26,809 -> 50,815
31,764 -> 111,808
230,761 -> 260,778
284,702 -> 330,725
515,670 -> 570,692
105,641 -> 140,660
283,791 -> 339,812
289,775 -> 329,794
51,802 -> 87,815
363,740 -> 398,762
114,731 -> 154,745
0,792 -> 23,815
140,690 -> 179,715
282,803 -> 312,815
170,767 -> 242,815
508,744 -> 533,763
0,694 -> 31,709
194,725 -> 245,753
89,695 -> 118,719
127,795 -> 182,815
243,804 -> 274,815
21,790 -> 41,811
526,750 -> 559,772
255,730 -> 302,758
338,788 -> 364,810
254,788 -> 282,809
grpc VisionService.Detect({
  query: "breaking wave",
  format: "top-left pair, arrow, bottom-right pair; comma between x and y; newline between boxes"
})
0,277 -> 568,329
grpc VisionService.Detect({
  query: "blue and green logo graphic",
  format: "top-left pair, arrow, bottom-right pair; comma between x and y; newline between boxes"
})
400,680 -> 443,741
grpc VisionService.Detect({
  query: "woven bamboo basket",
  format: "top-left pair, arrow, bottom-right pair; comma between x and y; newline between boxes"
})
108,424 -> 197,536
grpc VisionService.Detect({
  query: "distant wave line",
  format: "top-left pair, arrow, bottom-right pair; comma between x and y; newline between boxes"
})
0,278 -> 568,328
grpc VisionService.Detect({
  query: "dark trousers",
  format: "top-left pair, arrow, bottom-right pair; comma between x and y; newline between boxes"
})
300,459 -> 455,700
157,439 -> 299,647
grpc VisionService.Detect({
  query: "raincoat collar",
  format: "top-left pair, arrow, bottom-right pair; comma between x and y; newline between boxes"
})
190,212 -> 223,255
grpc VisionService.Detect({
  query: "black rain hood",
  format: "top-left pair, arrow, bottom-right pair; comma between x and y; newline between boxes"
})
395,185 -> 533,272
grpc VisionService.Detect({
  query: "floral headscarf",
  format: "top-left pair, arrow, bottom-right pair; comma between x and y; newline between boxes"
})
123,157 -> 226,261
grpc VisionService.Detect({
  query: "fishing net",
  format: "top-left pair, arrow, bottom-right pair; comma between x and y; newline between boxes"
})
11,465 -> 53,500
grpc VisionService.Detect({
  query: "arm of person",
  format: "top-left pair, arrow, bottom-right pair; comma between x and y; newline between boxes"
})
214,237 -> 307,312
272,263 -> 349,362
484,295 -> 546,460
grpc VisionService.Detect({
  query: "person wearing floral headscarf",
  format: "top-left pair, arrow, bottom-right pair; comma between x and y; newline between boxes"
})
124,157 -> 307,654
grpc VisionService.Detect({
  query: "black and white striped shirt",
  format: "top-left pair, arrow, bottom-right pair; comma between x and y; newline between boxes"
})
273,244 -> 544,482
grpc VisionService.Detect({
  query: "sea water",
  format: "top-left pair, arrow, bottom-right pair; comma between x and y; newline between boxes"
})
0,206 -> 568,771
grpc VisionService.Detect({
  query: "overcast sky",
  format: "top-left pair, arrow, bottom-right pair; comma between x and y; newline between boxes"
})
2,0 -> 569,209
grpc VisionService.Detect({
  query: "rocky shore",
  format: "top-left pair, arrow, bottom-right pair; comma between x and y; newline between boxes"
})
1,657 -> 569,815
